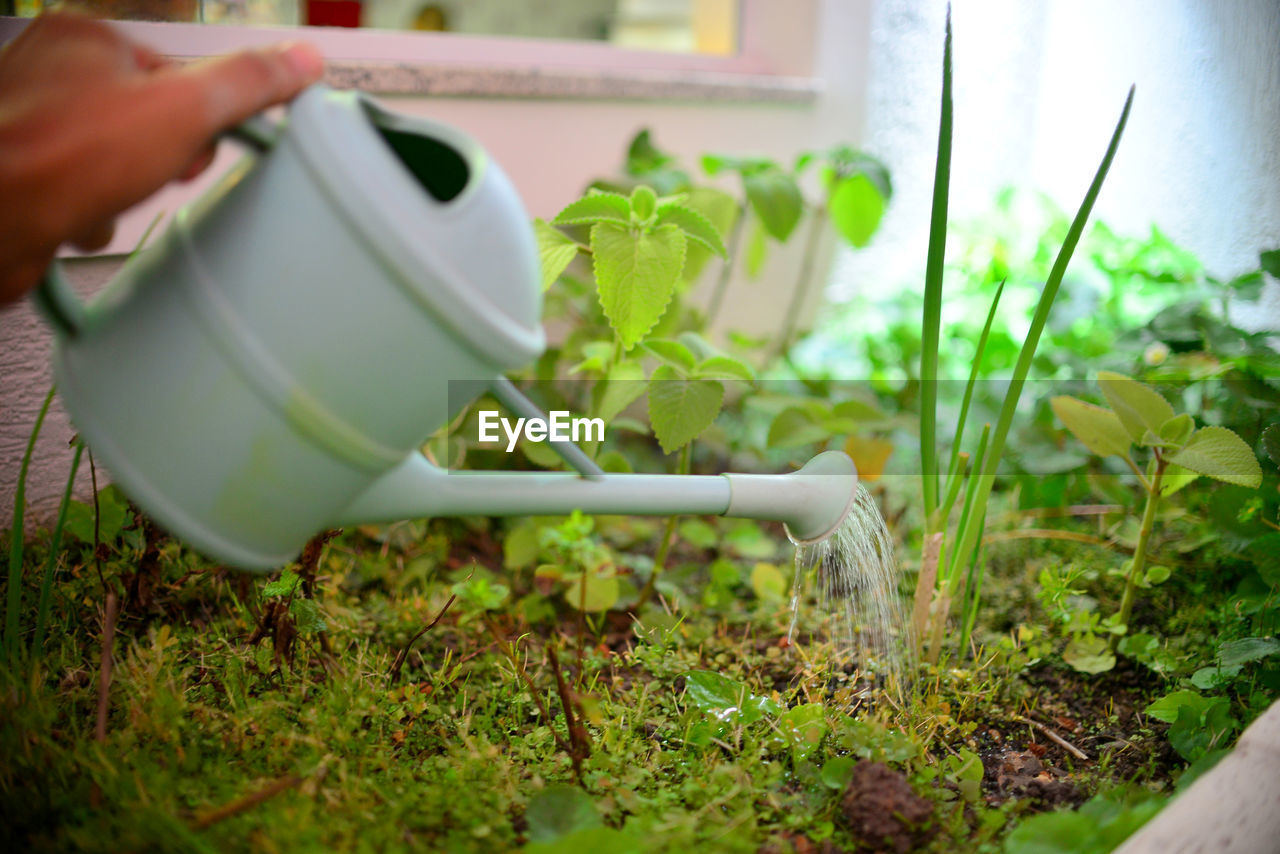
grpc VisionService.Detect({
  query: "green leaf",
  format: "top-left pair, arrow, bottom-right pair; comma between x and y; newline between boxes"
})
64,485 -> 130,546
533,219 -> 579,291
1190,664 -> 1242,690
1251,533 -> 1280,586
289,597 -> 326,634
1217,637 -> 1280,667
647,365 -> 724,454
832,398 -> 885,422
1063,634 -> 1116,674
564,571 -> 619,612
1158,413 -> 1195,446
503,520 -> 541,570
263,569 -> 302,598
681,670 -> 780,724
693,355 -> 754,382
525,785 -> 602,844
750,562 -> 787,602
1159,464 -> 1200,497
820,756 -> 856,790
828,173 -> 885,248
677,519 -> 718,549
451,576 -> 509,612
744,169 -> 804,241
552,192 -> 631,227
776,703 -> 828,759
591,222 -> 686,349
1145,689 -> 1208,724
1143,565 -> 1171,586
569,341 -> 613,375
592,359 -> 647,425
1168,426 -> 1263,487
1050,396 -> 1131,458
656,204 -> 727,258
642,339 -> 697,373
1097,371 -> 1175,443
767,406 -> 830,449
629,185 -> 657,220
1262,424 -> 1280,469
1260,248 -> 1280,278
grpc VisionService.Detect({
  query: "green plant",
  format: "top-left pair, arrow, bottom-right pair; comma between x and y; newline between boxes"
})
1051,371 -> 1262,654
911,8 -> 1135,663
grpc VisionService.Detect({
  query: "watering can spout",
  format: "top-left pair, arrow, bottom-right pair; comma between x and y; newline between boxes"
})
334,451 -> 857,544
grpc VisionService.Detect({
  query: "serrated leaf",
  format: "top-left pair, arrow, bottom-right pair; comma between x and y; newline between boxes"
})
1158,463 -> 1200,497
647,365 -> 723,454
592,359 -> 647,425
1262,424 -> 1280,469
630,185 -> 657,220
1168,426 -> 1263,487
1051,396 -> 1131,458
591,222 -> 685,349
263,569 -> 302,598
1158,413 -> 1195,446
767,406 -> 830,449
828,173 -> 885,248
289,597 -> 326,634
1097,371 -> 1175,443
681,187 -> 739,283
533,219 -> 579,291
750,562 -> 787,602
693,355 -> 754,382
643,339 -> 697,373
553,192 -> 631,227
656,204 -> 727,258
744,169 -> 804,241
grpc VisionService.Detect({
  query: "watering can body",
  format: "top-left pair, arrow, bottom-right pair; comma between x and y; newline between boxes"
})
43,87 -> 545,568
40,86 -> 858,571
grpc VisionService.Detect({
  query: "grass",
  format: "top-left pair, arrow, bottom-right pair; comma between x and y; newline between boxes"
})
0,498 -> 1196,853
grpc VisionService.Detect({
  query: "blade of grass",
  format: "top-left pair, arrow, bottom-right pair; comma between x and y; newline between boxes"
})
33,440 -> 84,658
920,5 -> 953,523
5,385 -> 56,662
956,535 -> 986,654
944,423 -> 989,587
946,85 -> 1136,603
944,278 -> 1006,491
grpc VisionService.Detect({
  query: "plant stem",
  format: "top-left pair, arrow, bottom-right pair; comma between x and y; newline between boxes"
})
775,205 -> 827,357
1111,459 -> 1165,653
33,441 -> 84,658
705,203 -> 746,328
636,443 -> 692,606
6,385 -> 56,662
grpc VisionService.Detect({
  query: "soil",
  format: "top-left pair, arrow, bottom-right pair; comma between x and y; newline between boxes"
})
837,761 -> 936,853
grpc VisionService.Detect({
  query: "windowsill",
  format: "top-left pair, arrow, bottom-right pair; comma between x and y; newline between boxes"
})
322,59 -> 820,103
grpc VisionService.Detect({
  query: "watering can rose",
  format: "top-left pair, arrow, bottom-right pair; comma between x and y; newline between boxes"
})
477,410 -> 605,452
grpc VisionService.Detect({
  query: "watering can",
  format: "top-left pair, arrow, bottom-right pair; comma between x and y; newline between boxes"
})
35,86 -> 858,571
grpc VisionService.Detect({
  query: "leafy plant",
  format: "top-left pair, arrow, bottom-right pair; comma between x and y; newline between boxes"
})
911,8 -> 1136,663
1052,371 -> 1262,654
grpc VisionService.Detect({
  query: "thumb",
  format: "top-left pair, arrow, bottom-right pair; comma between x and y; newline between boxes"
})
146,42 -> 324,147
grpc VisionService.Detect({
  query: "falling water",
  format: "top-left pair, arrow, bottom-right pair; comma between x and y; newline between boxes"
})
787,484 -> 911,692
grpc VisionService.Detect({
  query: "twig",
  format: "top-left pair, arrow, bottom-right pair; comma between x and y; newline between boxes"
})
547,640 -> 591,781
90,590 -> 119,808
189,771 -> 310,830
982,528 -> 1116,548
1015,714 -> 1089,760
389,592 -> 457,684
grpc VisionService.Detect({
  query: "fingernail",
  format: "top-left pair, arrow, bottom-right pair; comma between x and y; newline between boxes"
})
279,42 -> 324,82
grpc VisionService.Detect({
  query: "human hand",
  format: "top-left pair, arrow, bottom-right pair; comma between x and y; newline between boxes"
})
0,10 -> 324,305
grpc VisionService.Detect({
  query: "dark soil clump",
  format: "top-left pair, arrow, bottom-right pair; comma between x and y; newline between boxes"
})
838,761 -> 935,853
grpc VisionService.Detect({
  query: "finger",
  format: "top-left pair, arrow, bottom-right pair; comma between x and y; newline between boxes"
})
69,219 -> 116,251
152,42 -> 324,141
179,142 -> 218,181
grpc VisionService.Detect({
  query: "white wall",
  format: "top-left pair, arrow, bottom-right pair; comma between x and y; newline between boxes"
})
831,0 -> 1280,332
0,0 -> 871,528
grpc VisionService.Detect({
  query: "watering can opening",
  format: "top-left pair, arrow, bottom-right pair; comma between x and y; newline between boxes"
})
362,100 -> 471,204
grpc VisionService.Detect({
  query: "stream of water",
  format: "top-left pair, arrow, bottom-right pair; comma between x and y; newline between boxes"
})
787,484 -> 910,692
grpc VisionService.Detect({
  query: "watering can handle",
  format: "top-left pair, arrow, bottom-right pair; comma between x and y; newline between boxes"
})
489,376 -> 604,479
33,115 -> 285,339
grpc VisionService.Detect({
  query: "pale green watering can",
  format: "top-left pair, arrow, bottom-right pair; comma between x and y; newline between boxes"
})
36,86 -> 857,571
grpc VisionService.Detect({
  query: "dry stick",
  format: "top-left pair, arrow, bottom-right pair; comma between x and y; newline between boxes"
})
546,640 -> 591,781
389,592 -> 457,684
189,772 -> 308,830
1015,714 -> 1089,761
90,591 -> 119,808
910,532 -> 943,655
483,617 -> 573,757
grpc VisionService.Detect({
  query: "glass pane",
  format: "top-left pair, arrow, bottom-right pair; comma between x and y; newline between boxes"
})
15,0 -> 739,56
